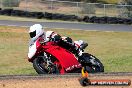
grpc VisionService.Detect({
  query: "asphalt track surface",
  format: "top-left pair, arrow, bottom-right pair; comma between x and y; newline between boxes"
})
0,20 -> 132,32
0,72 -> 132,79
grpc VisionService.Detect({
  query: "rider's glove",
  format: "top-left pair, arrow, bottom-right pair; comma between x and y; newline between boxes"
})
51,34 -> 61,42
39,38 -> 45,44
63,37 -> 74,46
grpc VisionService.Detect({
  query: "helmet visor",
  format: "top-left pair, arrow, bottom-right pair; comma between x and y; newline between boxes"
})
30,30 -> 36,38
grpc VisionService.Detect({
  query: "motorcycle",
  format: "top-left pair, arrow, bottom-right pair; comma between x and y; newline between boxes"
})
28,37 -> 104,74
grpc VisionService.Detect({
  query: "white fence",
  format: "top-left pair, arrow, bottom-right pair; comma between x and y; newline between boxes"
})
0,0 -> 132,18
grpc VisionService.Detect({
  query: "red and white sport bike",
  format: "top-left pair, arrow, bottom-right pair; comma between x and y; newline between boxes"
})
28,38 -> 104,74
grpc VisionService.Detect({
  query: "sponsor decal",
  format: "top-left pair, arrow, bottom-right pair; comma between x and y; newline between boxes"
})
65,64 -> 81,71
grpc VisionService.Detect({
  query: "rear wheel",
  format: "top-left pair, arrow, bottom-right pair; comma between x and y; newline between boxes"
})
80,53 -> 104,73
33,55 -> 60,74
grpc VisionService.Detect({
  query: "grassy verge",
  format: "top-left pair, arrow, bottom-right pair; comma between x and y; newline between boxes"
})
0,15 -> 54,22
99,0 -> 118,4
0,26 -> 132,75
0,15 -> 79,23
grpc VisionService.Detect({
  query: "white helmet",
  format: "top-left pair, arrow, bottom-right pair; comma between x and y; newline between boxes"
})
29,24 -> 44,41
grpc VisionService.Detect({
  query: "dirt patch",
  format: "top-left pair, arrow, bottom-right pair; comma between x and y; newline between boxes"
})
0,75 -> 131,88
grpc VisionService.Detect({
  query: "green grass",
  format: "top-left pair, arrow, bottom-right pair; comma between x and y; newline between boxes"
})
99,0 -> 118,4
0,26 -> 132,75
0,15 -> 54,22
0,15 -> 80,23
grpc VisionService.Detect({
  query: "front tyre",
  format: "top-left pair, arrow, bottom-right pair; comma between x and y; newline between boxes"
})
33,56 -> 59,74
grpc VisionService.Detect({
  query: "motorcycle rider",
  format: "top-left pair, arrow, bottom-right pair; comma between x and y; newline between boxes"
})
28,24 -> 87,61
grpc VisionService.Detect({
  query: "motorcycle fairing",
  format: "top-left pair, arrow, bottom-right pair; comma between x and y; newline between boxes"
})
42,42 -> 81,72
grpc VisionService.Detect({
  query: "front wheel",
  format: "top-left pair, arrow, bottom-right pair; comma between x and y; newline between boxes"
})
79,53 -> 104,73
33,56 -> 59,74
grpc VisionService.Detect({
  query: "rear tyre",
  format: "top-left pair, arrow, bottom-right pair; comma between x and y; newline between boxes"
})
80,53 -> 104,73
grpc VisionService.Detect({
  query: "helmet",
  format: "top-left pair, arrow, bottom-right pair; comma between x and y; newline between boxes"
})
29,24 -> 44,41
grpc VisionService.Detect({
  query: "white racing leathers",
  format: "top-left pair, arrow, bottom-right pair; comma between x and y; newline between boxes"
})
28,31 -> 84,59
28,40 -> 37,59
28,31 -> 53,59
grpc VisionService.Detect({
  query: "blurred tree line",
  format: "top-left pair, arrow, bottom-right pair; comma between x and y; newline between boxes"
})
119,0 -> 132,5
57,0 -> 132,4
57,0 -> 98,3
2,0 -> 20,7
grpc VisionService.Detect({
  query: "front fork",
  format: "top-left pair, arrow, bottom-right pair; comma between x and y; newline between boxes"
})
42,52 -> 55,71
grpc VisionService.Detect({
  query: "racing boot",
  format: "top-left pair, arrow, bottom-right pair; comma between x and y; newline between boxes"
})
80,42 -> 88,50
74,40 -> 88,56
